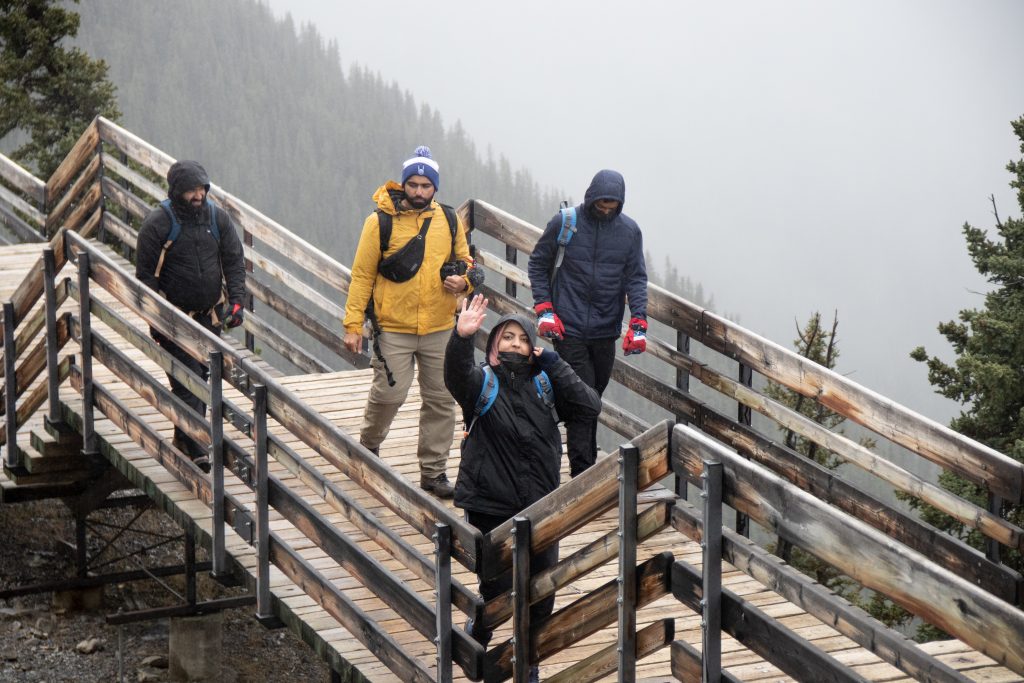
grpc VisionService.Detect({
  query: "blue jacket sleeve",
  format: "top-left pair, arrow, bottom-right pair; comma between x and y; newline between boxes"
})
527,213 -> 562,307
625,225 -> 648,320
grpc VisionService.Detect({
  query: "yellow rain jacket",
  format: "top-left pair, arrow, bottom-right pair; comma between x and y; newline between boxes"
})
343,181 -> 472,335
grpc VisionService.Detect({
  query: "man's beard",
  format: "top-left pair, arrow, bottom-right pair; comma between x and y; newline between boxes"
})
407,195 -> 430,209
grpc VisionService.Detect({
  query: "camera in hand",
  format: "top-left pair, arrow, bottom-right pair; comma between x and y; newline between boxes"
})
440,260 -> 485,288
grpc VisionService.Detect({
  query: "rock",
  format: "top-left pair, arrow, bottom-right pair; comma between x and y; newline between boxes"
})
136,670 -> 161,682
34,616 -> 53,633
75,637 -> 103,654
141,654 -> 168,669
0,650 -> 17,661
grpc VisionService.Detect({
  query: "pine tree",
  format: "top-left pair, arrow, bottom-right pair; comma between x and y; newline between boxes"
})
765,313 -> 910,628
910,116 -> 1024,576
0,0 -> 120,176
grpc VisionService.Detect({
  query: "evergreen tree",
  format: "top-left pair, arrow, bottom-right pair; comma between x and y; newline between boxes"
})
0,0 -> 120,176
910,115 -> 1024,576
765,313 -> 910,628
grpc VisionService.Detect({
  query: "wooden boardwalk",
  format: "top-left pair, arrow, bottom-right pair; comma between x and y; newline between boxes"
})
0,241 -> 1019,682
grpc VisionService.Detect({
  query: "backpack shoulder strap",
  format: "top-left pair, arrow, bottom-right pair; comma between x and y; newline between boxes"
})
439,203 -> 458,259
466,365 -> 499,436
533,371 -> 558,423
208,201 -> 220,241
376,209 -> 393,253
155,199 -> 181,278
556,207 -> 577,247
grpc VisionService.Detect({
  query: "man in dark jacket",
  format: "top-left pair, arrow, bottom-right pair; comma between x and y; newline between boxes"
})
135,160 -> 246,470
527,169 -> 648,477
445,294 -> 601,657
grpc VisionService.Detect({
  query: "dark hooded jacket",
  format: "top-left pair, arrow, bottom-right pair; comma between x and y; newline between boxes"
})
135,160 -> 246,314
528,169 -> 648,339
445,313 -> 602,517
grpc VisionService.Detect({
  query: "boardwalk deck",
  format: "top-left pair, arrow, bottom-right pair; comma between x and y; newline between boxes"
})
0,241 -> 1019,682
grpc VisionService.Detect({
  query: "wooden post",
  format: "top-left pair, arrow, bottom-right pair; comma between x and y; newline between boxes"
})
675,330 -> 691,500
701,458 -> 723,683
511,516 -> 531,683
209,350 -> 227,579
433,522 -> 453,683
3,301 -> 16,466
987,492 -> 1002,563
253,383 -> 271,620
43,249 -> 60,424
244,227 -> 255,353
505,245 -> 517,299
77,252 -> 96,455
618,444 -> 639,682
735,362 -> 752,537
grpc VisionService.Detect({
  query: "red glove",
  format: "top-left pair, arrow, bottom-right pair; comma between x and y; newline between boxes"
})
534,302 -> 565,341
222,302 -> 244,329
622,317 -> 647,355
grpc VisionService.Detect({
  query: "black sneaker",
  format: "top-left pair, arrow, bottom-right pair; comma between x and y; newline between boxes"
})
420,473 -> 454,498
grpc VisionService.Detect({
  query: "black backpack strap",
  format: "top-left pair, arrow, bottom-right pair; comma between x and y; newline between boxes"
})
439,203 -> 458,260
376,209 -> 393,253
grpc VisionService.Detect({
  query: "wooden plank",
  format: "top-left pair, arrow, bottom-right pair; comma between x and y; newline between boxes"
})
44,119 -> 99,206
96,116 -> 175,180
671,499 -> 973,683
672,558 -> 870,683
485,551 -> 673,681
672,424 -> 1024,677
0,183 -> 45,231
100,212 -> 139,251
244,311 -> 332,374
45,153 -> 100,234
101,152 -> 165,203
244,244 -> 345,319
0,152 -> 45,205
100,175 -> 151,222
545,618 -> 673,683
482,421 -> 672,580
670,638 -> 745,683
0,202 -> 43,243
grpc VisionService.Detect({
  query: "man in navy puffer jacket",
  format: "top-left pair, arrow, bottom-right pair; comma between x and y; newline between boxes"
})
527,169 -> 648,476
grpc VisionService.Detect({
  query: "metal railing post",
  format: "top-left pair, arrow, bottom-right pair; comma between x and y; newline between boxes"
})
618,444 -> 638,683
511,516 -> 531,683
77,252 -> 96,455
675,330 -> 691,500
701,458 -> 723,683
3,301 -> 17,466
505,246 -> 518,299
735,362 -> 752,537
243,228 -> 255,353
209,350 -> 227,579
433,522 -> 453,683
253,383 -> 272,620
43,249 -> 61,424
987,493 -> 1002,563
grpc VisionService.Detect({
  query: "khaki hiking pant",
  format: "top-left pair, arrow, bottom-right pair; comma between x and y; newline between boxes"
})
358,328 -> 454,480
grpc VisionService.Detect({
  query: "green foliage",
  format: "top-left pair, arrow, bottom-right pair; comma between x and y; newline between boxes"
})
0,0 -> 120,176
909,115 -> 1024,579
765,312 -> 912,629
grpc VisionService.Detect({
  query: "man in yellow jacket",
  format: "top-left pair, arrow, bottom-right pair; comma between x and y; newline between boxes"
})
343,146 -> 472,498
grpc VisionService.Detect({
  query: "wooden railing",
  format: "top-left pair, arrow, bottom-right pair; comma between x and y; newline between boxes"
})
0,117 -> 1021,682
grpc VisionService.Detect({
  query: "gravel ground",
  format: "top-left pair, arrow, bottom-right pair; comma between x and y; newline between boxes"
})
0,496 -> 329,682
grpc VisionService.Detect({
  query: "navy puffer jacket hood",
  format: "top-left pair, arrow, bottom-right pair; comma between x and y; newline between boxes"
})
583,169 -> 625,220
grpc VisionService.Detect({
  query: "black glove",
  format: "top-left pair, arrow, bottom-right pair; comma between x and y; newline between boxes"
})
534,347 -> 560,371
222,302 -> 244,329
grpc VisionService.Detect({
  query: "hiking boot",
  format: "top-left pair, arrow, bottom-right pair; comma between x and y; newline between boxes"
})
420,473 -> 454,498
359,441 -> 379,456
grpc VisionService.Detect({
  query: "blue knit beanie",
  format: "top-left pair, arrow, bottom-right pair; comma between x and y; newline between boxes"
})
401,146 -> 440,190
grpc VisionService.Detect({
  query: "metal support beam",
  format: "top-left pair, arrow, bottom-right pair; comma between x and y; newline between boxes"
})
43,248 -> 61,423
511,516 -> 531,683
618,443 -> 638,682
185,525 -> 197,606
735,362 -> 752,537
987,492 -> 1002,563
433,522 -> 453,683
701,458 -> 723,683
253,383 -> 272,622
505,245 -> 517,298
675,330 -> 691,500
209,350 -> 228,580
3,300 -> 16,466
77,251 -> 96,455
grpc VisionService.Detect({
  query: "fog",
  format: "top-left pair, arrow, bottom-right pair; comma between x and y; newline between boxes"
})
265,0 -> 1024,424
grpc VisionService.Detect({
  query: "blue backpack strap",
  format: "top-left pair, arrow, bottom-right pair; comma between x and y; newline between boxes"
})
207,201 -> 220,241
533,371 -> 558,422
552,205 -> 577,276
466,365 -> 499,436
155,199 -> 182,278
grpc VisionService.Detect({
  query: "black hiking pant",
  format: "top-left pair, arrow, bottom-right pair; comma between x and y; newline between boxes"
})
151,314 -> 219,461
553,336 -> 615,477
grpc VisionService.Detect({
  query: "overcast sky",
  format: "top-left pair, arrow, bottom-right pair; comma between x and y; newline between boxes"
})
266,0 -> 1024,423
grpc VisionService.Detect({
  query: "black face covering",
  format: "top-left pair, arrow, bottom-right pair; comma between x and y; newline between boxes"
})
497,351 -> 531,374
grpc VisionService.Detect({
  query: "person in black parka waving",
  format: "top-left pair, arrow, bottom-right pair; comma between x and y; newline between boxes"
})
135,160 -> 246,471
445,294 -> 601,659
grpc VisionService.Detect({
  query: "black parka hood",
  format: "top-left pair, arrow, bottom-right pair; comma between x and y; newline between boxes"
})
583,169 -> 625,220
486,313 -> 537,363
166,160 -> 211,201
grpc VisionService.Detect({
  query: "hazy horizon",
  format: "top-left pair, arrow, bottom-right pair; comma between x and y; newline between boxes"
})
265,0 -> 1024,425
